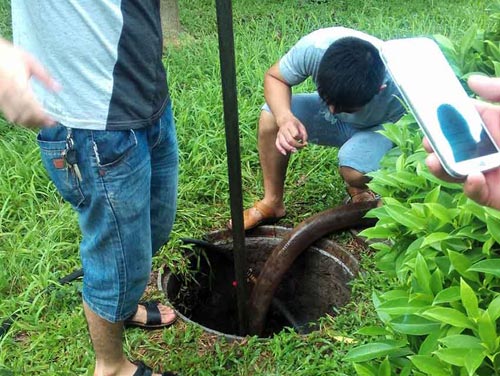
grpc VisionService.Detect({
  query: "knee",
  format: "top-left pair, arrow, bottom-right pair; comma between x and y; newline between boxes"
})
257,110 -> 278,138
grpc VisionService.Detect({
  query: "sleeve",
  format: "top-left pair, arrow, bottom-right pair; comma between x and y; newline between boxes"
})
278,35 -> 323,87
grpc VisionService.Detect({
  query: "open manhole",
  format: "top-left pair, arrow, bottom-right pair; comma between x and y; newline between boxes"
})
161,226 -> 359,339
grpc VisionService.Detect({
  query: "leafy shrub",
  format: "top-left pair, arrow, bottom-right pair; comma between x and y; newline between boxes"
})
435,2 -> 500,78
345,6 -> 500,374
345,115 -> 500,375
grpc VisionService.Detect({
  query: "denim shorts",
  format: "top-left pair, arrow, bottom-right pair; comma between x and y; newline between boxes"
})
36,103 -> 178,322
263,93 -> 398,173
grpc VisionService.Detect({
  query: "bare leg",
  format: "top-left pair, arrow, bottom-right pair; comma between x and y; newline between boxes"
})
231,110 -> 288,229
258,110 -> 289,215
84,301 -> 162,376
339,166 -> 377,202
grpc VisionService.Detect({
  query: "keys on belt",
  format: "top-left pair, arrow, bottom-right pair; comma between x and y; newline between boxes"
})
63,130 -> 82,182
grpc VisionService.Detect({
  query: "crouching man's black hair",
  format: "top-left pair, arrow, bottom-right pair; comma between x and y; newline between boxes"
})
317,36 -> 385,111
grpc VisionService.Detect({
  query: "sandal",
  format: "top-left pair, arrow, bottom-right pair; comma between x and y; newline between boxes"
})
124,301 -> 177,330
228,201 -> 285,231
133,361 -> 178,376
344,187 -> 380,204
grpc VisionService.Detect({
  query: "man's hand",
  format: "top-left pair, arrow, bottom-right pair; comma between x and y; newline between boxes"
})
0,38 -> 59,127
275,114 -> 308,155
424,75 -> 500,210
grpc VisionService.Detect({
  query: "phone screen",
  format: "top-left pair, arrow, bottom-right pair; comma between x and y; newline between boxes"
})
436,103 -> 497,162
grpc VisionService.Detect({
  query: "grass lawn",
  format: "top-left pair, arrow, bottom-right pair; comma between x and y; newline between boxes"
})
0,0 -> 493,374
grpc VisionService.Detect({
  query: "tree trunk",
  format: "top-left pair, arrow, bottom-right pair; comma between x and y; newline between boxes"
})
160,0 -> 181,44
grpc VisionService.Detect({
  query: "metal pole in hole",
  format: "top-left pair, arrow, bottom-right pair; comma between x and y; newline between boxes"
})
215,0 -> 249,335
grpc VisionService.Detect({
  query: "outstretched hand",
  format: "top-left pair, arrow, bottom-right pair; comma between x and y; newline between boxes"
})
0,38 -> 60,127
275,114 -> 308,155
424,75 -> 500,210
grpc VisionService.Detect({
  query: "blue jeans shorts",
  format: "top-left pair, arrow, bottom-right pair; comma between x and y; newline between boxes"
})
36,103 -> 178,323
263,93 -> 397,174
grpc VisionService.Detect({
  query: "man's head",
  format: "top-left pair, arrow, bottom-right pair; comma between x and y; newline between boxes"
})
317,36 -> 386,113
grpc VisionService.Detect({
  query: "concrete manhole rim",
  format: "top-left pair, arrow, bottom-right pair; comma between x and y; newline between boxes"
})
159,225 -> 360,341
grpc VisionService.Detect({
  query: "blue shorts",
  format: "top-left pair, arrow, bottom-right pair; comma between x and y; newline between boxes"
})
263,93 -> 396,173
37,103 -> 178,322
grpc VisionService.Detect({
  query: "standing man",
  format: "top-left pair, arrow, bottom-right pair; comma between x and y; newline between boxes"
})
8,1 -> 179,375
230,27 -> 406,230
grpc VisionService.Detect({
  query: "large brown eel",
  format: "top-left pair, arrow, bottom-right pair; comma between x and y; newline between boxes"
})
247,200 -> 379,335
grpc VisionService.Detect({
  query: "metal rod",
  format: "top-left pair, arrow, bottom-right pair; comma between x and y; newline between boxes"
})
214,0 -> 249,335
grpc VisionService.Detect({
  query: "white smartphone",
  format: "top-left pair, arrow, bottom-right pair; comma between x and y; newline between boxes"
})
381,37 -> 500,178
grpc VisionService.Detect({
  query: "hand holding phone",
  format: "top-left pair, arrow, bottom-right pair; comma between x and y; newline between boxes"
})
381,37 -> 500,178
424,75 -> 500,210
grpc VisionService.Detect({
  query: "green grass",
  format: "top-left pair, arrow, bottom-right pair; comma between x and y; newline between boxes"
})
0,0 -> 493,374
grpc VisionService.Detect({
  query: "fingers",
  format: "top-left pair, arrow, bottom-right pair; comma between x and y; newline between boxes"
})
463,173 -> 489,206
275,131 -> 304,155
275,119 -> 308,155
0,43 -> 58,127
425,153 -> 463,183
24,52 -> 61,92
468,75 -> 500,102
3,90 -> 56,127
422,137 -> 433,153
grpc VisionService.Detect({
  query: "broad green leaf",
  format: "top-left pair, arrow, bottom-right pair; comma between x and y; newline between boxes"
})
390,315 -> 441,335
383,202 -> 427,230
465,351 -> 485,376
429,269 -> 443,296
478,311 -> 497,353
373,293 -> 391,324
399,363 -> 412,376
424,186 -> 441,204
433,34 -> 457,56
421,232 -> 450,248
360,226 -> 395,240
379,290 -> 409,301
460,278 -> 479,319
485,207 -> 500,220
410,355 -> 450,376
493,60 -> 500,77
434,348 -> 467,366
344,341 -> 407,362
485,40 -> 500,62
424,204 -> 459,224
378,357 -> 391,376
356,326 -> 392,336
418,329 -> 441,355
421,307 -> 475,329
459,26 -> 479,57
487,295 -> 500,321
378,298 -> 430,316
415,253 -> 433,295
485,214 -> 500,244
468,259 -> 500,277
436,349 -> 484,370
353,363 -> 377,376
448,251 -> 479,282
482,236 -> 495,256
439,334 -> 483,349
433,286 -> 460,305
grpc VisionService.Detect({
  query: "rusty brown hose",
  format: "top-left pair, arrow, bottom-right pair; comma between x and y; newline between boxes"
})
247,200 -> 379,335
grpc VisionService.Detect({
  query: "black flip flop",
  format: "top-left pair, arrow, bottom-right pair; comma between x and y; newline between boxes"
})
124,301 -> 177,330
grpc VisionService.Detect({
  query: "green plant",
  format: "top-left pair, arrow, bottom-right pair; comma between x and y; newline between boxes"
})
346,6 -> 500,374
346,114 -> 500,375
435,2 -> 500,78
